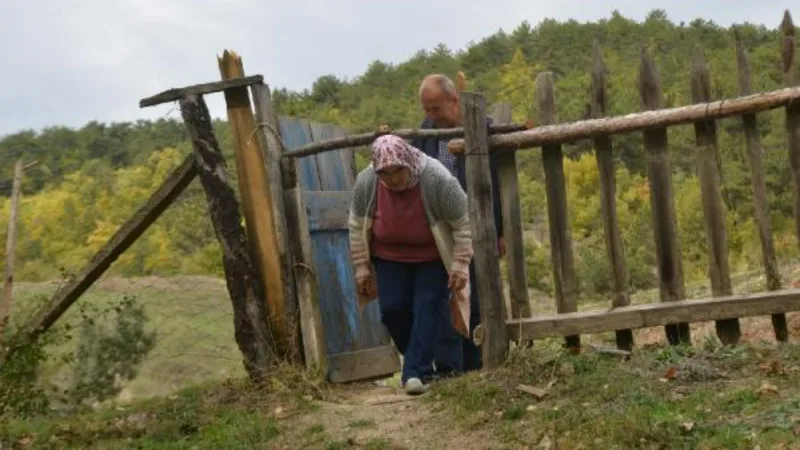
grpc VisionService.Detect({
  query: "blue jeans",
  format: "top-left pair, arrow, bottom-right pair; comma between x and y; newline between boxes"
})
433,262 -> 482,376
372,257 -> 452,383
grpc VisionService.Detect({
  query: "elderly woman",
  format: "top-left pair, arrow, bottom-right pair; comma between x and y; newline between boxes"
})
348,134 -> 473,395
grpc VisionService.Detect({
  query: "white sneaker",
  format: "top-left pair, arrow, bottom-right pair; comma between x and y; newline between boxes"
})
404,377 -> 427,395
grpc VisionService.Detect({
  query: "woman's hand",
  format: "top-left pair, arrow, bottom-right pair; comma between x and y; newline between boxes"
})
448,271 -> 468,291
357,274 -> 377,298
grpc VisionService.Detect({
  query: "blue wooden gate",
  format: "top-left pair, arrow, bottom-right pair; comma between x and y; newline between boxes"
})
278,117 -> 400,383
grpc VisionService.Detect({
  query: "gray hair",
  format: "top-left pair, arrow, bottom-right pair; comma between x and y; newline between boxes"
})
419,74 -> 458,99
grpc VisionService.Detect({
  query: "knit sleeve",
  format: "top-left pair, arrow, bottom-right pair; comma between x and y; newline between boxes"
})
348,170 -> 372,280
432,171 -> 473,275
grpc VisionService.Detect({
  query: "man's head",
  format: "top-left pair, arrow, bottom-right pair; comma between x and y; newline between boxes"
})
419,74 -> 461,128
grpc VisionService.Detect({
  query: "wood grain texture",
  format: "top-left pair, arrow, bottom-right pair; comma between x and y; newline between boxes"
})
537,73 -> 580,351
735,29 -> 788,341
180,94 -> 275,379
508,288 -> 800,341
491,103 -> 530,320
447,85 -> 800,154
591,41 -> 633,351
690,46 -> 741,345
139,75 -> 264,107
638,48 -> 691,345
461,91 -> 509,368
218,50 -> 294,358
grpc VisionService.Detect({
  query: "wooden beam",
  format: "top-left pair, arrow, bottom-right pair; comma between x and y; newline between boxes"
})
492,103 -> 530,320
139,75 -> 264,107
24,155 -> 197,337
281,123 -> 531,160
283,187 -> 327,373
735,29 -> 788,342
218,50 -> 294,359
447,85 -> 800,154
0,160 -> 24,335
507,288 -> 800,341
537,73 -> 580,351
327,345 -> 400,383
461,91 -> 509,368
639,48 -> 691,346
690,46 -> 741,345
179,93 -> 275,380
591,41 -> 633,351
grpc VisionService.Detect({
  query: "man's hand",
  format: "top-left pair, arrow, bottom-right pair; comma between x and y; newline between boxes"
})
497,236 -> 507,258
448,271 -> 468,291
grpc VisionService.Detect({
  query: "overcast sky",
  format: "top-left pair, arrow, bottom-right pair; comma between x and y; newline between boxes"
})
0,1 -> 793,137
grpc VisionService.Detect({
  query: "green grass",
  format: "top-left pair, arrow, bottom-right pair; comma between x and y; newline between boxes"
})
7,276 -> 246,402
429,339 -> 800,449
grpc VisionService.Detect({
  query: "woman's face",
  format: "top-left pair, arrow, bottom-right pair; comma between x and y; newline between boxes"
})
376,165 -> 412,191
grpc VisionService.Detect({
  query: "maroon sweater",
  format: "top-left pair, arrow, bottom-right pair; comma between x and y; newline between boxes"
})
370,182 -> 441,263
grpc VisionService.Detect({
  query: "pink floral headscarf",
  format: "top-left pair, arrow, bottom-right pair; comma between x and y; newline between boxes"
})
371,134 -> 424,187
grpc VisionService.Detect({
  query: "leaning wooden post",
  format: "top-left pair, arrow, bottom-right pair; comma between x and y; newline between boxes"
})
590,41 -> 633,351
179,94 -> 275,380
250,82 -> 306,362
735,29 -> 789,341
0,160 -> 24,335
638,48 -> 691,346
537,72 -> 580,351
690,46 -> 742,345
492,103 -> 531,320
461,91 -> 509,368
218,50 -> 295,359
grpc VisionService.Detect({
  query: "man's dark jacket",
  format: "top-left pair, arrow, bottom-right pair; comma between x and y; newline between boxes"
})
411,117 -> 504,238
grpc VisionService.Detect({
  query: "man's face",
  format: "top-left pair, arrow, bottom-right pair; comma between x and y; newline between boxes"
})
420,87 -> 460,128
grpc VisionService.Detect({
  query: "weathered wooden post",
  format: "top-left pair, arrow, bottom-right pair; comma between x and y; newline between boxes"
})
0,160 -> 36,335
251,82 -> 327,371
690,46 -> 742,345
783,12 -> 800,269
638,48 -> 691,345
537,72 -> 580,351
179,93 -> 276,380
492,103 -> 531,320
590,41 -> 633,351
461,91 -> 509,368
217,50 -> 298,360
734,29 -> 789,342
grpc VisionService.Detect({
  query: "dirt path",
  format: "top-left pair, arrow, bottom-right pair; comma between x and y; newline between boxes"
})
269,384 -> 499,449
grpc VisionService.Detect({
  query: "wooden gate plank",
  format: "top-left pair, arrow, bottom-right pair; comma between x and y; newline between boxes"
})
278,116 -> 399,382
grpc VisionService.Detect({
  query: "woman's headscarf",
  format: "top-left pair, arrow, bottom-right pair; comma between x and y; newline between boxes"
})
371,134 -> 424,188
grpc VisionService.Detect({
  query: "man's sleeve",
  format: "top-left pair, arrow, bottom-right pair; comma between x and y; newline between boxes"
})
489,152 -> 504,238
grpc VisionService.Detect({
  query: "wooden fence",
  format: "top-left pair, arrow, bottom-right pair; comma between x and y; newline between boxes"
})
13,13 -> 800,381
283,11 -> 800,370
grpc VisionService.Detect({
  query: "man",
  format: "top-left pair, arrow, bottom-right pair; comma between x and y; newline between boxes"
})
411,74 -> 506,375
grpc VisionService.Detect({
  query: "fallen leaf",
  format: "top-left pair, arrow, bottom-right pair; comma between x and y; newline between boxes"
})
756,382 -> 779,396
517,384 -> 548,399
17,435 -> 34,447
663,366 -> 678,380
680,422 -> 695,432
759,360 -> 786,376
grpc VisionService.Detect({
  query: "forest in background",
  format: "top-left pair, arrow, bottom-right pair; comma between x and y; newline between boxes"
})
1,9 -> 799,300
